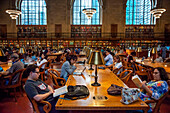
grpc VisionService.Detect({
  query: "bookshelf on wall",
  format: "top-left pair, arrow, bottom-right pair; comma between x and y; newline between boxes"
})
118,40 -> 164,49
125,25 -> 154,38
71,25 -> 102,38
17,25 -> 47,38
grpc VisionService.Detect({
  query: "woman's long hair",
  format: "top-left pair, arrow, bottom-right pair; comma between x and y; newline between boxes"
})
154,67 -> 168,81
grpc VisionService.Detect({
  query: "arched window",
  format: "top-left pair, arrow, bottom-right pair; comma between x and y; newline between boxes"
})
73,0 -> 100,25
20,0 -> 47,25
126,0 -> 154,25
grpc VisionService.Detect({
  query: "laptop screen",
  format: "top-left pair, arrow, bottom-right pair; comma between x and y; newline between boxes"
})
0,66 -> 4,72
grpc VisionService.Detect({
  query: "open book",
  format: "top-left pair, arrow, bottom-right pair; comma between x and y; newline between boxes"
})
53,85 -> 68,97
132,75 -> 142,88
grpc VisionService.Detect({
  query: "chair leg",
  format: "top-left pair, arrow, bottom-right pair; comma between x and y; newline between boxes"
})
14,88 -> 17,102
20,86 -> 23,97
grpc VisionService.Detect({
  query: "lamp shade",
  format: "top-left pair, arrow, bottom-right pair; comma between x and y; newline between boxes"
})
151,47 -> 157,54
136,47 -> 142,52
0,48 -> 5,56
19,47 -> 26,54
87,51 -> 105,65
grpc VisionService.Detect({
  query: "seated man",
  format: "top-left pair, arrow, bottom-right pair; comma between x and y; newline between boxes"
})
60,55 -> 77,81
104,49 -> 113,68
0,53 -> 24,85
25,65 -> 58,113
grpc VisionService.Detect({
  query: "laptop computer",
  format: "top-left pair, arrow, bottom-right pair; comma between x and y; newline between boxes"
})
0,66 -> 4,72
73,67 -> 86,75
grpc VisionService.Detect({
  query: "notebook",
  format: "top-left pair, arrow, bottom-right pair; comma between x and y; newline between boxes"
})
73,67 -> 86,75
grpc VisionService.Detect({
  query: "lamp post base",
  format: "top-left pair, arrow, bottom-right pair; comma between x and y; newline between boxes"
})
151,60 -> 155,63
89,64 -> 94,70
91,82 -> 101,86
88,68 -> 94,70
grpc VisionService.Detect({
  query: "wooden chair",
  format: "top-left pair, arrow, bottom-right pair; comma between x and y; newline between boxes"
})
113,66 -> 123,75
145,91 -> 169,113
117,70 -> 133,84
134,63 -> 150,81
0,68 -> 25,102
47,69 -> 66,89
164,58 -> 170,63
23,86 -> 52,113
46,59 -> 52,69
38,62 -> 48,81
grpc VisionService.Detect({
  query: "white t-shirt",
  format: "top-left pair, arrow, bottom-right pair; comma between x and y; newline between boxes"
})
37,59 -> 48,69
115,62 -> 123,74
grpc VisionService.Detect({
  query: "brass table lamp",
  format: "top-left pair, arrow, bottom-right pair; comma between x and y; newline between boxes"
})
0,48 -> 5,56
151,47 -> 157,63
87,51 -> 106,86
87,48 -> 94,70
136,47 -> 142,58
19,47 -> 26,54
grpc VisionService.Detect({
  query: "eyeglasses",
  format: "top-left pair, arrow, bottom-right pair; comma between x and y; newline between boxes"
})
153,72 -> 159,74
33,71 -> 40,74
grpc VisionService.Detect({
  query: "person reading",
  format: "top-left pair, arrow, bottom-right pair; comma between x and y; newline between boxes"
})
24,65 -> 60,113
132,67 -> 169,112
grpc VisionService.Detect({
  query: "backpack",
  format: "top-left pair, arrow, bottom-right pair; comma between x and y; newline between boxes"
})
64,85 -> 89,100
107,84 -> 123,95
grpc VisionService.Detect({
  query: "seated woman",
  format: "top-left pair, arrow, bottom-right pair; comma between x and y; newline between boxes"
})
37,53 -> 48,72
139,67 -> 169,112
60,55 -> 77,81
112,55 -> 123,75
154,52 -> 163,63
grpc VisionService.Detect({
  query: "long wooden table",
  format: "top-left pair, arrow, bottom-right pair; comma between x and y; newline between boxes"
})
55,63 -> 149,112
135,59 -> 170,74
47,52 -> 63,62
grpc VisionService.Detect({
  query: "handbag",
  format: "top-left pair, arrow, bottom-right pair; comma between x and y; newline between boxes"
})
120,88 -> 140,104
64,85 -> 89,100
107,84 -> 123,95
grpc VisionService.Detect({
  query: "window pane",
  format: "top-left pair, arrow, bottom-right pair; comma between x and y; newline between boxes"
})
73,0 -> 100,25
21,0 -> 47,25
126,0 -> 153,25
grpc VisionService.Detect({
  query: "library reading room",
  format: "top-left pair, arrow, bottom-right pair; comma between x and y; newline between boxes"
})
0,0 -> 170,113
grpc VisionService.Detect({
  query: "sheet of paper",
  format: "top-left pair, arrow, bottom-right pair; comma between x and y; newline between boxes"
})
53,85 -> 68,97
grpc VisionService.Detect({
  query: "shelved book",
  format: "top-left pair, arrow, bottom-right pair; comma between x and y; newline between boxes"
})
132,75 -> 142,88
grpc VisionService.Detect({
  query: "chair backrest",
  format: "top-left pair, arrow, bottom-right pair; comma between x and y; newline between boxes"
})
153,91 -> 169,113
47,69 -> 66,88
6,68 -> 25,86
118,70 -> 133,84
113,66 -> 123,75
39,62 -> 48,72
46,59 -> 52,69
164,58 -> 170,63
23,85 -> 52,113
48,69 -> 61,77
39,62 -> 48,81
